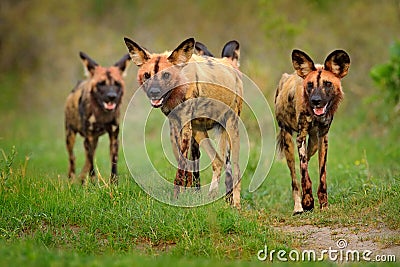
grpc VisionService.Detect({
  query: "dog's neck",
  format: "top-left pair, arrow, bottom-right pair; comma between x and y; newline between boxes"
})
161,84 -> 188,115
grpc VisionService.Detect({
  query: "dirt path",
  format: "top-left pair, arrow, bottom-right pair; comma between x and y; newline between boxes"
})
274,224 -> 400,262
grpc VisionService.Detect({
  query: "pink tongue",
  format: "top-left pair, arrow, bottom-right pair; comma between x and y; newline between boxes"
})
104,102 -> 116,110
313,107 -> 325,116
151,98 -> 163,106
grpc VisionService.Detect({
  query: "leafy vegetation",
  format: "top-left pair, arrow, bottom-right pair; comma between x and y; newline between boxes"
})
370,40 -> 400,109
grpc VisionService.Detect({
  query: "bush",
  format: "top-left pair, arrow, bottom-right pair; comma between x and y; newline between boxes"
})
370,40 -> 400,109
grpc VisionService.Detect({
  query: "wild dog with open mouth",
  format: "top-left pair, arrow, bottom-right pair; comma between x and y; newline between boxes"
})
124,37 -> 243,208
65,52 -> 130,185
275,49 -> 350,214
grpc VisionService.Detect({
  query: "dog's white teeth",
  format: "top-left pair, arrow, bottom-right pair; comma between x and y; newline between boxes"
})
151,98 -> 163,107
313,104 -> 328,116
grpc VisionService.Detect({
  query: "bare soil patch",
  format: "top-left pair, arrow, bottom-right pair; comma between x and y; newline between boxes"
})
275,223 -> 400,257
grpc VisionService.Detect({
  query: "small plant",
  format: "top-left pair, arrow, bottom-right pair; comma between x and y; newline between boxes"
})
0,146 -> 16,182
370,40 -> 400,111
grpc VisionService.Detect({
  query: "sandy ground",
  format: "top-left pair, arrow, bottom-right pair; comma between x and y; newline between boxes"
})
274,223 -> 400,263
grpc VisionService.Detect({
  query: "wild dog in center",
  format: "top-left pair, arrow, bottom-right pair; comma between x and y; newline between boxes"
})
275,49 -> 350,214
177,40 -> 238,194
124,37 -> 243,208
65,52 -> 130,185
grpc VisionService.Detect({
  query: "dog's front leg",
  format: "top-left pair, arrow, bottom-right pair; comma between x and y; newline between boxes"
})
296,120 -> 314,211
80,135 -> 99,185
174,122 -> 192,199
317,134 -> 329,210
280,128 -> 303,214
169,120 -> 180,163
108,124 -> 119,185
189,136 -> 200,189
170,120 -> 194,190
66,128 -> 77,180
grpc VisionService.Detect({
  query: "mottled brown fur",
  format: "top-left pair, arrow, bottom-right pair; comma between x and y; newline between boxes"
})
124,37 -> 243,208
65,52 -> 130,185
275,49 -> 350,214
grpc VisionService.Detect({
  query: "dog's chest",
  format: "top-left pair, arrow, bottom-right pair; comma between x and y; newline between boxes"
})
83,111 -> 118,136
309,114 -> 333,137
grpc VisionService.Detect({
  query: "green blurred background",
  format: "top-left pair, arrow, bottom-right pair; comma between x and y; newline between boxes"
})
0,0 -> 399,172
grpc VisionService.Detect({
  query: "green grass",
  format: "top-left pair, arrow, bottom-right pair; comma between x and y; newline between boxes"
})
1,74 -> 399,266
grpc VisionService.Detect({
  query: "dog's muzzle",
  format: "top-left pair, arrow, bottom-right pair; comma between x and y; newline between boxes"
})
103,91 -> 118,111
310,95 -> 328,116
147,87 -> 165,108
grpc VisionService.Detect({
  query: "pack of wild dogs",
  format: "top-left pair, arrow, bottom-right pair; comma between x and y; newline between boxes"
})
65,37 -> 350,214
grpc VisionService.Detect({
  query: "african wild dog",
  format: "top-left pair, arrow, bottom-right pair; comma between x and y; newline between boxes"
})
275,49 -> 350,214
124,37 -> 243,208
65,52 -> 130,185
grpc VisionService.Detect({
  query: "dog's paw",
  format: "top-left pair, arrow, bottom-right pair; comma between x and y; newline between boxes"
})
302,194 -> 314,211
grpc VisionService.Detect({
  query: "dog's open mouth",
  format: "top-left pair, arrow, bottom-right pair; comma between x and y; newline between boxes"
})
313,103 -> 329,116
103,102 -> 117,111
149,91 -> 172,108
150,98 -> 164,108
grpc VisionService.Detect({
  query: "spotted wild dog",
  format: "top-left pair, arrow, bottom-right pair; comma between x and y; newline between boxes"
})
275,49 -> 350,214
124,37 -> 243,208
65,51 -> 130,185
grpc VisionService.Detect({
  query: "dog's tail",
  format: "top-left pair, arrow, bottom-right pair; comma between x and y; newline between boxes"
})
276,128 -> 286,159
276,125 -> 294,160
221,40 -> 240,68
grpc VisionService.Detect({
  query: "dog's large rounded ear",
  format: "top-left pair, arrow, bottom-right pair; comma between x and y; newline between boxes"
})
79,51 -> 98,77
222,40 -> 240,68
124,37 -> 151,66
167,37 -> 195,65
292,49 -> 316,79
114,54 -> 131,77
195,41 -> 214,57
324,50 -> 350,78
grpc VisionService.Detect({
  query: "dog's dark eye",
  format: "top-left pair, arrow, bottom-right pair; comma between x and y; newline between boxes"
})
162,72 -> 170,80
144,72 -> 151,80
324,81 -> 332,88
307,82 -> 313,91
114,81 -> 121,88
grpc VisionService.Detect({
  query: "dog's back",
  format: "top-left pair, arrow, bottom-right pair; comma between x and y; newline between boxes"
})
274,72 -> 303,135
184,54 -> 243,116
65,80 -> 90,136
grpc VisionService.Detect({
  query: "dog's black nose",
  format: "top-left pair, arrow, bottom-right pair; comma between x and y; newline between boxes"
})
106,91 -> 117,101
310,95 -> 322,106
148,87 -> 162,98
